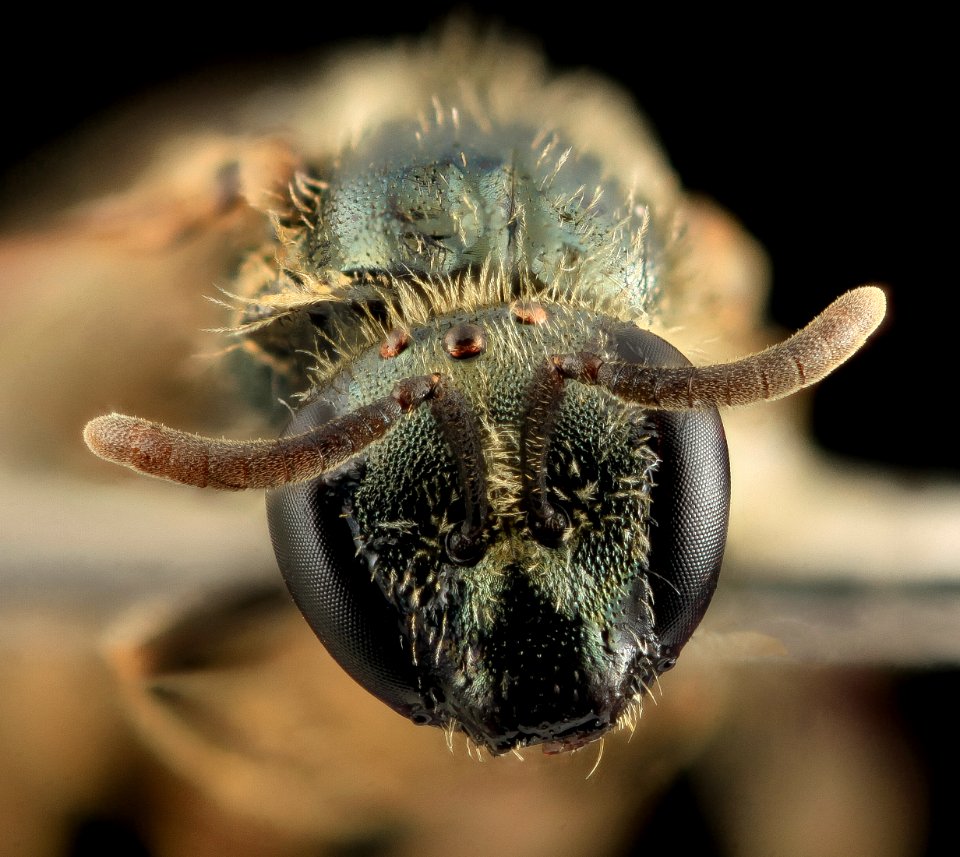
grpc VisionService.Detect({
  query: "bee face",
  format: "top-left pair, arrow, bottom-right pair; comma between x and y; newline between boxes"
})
81,30 -> 884,755
267,303 -> 729,753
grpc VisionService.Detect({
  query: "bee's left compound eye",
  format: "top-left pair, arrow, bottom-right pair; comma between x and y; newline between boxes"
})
612,328 -> 730,664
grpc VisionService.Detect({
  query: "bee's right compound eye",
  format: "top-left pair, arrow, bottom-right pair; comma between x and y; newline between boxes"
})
266,399 -> 427,720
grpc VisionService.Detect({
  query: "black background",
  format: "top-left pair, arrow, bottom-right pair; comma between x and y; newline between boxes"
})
1,7 -> 955,856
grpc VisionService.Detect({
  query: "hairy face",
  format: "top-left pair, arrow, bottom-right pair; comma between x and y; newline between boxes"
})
267,304 -> 729,753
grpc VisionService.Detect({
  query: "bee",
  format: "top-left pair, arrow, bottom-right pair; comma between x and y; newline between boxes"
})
77,28 -> 885,756
8,21 -> 960,857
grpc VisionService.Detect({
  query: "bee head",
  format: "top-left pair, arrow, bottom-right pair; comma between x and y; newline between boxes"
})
85,288 -> 883,753
267,309 -> 729,754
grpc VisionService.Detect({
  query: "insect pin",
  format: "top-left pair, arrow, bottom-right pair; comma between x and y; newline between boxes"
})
83,35 -> 885,755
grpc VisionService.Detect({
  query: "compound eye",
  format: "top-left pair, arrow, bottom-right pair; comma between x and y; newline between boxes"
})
613,328 -> 731,658
266,400 -> 423,717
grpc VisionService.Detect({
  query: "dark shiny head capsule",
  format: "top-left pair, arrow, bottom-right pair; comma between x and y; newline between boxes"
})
84,287 -> 881,753
267,317 -> 729,754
